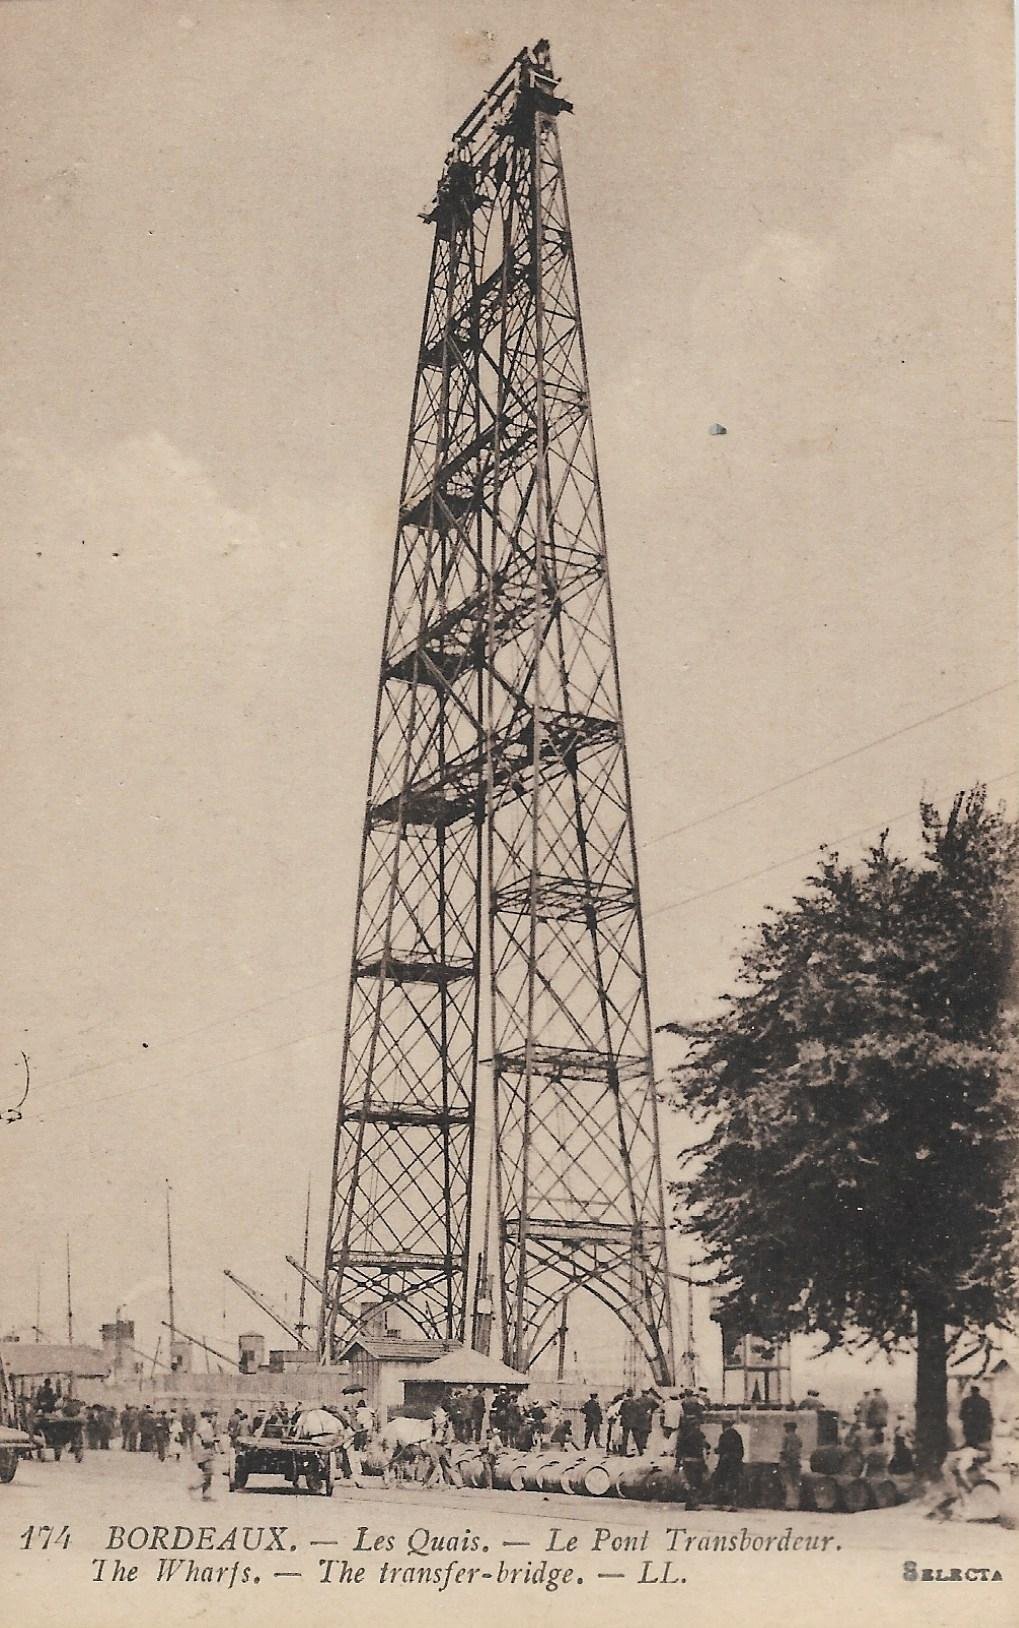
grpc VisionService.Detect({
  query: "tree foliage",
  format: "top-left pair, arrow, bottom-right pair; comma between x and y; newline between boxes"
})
668,788 -> 1019,1434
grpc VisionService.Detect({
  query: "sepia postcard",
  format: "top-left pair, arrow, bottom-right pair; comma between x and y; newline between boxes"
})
1,3 -> 1016,1627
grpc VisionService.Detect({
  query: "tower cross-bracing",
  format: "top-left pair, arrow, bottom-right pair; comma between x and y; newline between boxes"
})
321,41 -> 675,1383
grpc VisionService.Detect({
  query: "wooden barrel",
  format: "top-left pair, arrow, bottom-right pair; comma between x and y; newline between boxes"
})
889,1473 -> 916,1504
572,1459 -> 614,1497
864,1448 -> 889,1476
641,1467 -> 685,1503
492,1452 -> 522,1491
522,1455 -> 561,1492
456,1452 -> 488,1488
836,1475 -> 874,1513
558,1458 -> 589,1494
870,1477 -> 899,1508
802,1473 -> 838,1512
538,1456 -> 570,1493
811,1445 -> 863,1477
615,1461 -> 658,1500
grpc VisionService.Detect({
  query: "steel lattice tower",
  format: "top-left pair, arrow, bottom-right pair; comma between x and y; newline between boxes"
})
321,41 -> 675,1382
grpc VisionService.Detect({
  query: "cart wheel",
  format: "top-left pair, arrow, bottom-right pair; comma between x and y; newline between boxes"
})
305,1462 -> 324,1495
229,1461 -> 249,1491
0,1449 -> 18,1483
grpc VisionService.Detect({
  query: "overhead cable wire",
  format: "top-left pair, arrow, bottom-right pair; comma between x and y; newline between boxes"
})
644,767 -> 1019,921
641,678 -> 1018,852
22,1022 -> 342,1126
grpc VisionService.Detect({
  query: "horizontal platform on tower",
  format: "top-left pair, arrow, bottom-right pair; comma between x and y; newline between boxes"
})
369,710 -> 618,830
494,875 -> 635,922
501,1216 -> 649,1247
339,1250 -> 460,1273
355,955 -> 474,986
494,1043 -> 650,1082
337,1101 -> 473,1129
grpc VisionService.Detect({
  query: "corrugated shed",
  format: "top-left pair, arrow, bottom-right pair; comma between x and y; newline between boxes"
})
339,1335 -> 456,1363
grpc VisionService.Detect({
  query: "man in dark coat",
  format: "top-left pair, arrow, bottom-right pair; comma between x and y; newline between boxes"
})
35,1379 -> 57,1414
712,1420 -> 745,1510
618,1389 -> 639,1456
633,1389 -> 658,1455
490,1388 -> 508,1436
865,1388 -> 889,1433
960,1385 -> 993,1449
138,1405 -> 156,1453
676,1417 -> 709,1508
778,1421 -> 804,1511
470,1388 -> 487,1443
581,1393 -> 603,1449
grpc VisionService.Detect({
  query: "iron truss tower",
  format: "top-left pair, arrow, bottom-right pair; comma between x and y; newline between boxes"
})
321,41 -> 675,1382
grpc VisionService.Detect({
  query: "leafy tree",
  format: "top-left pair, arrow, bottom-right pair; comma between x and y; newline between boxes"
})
667,787 -> 1019,1473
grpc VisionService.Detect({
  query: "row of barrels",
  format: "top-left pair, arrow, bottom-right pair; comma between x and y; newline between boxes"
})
486,1449 -> 673,1498
365,1441 -> 915,1511
455,1448 -> 915,1509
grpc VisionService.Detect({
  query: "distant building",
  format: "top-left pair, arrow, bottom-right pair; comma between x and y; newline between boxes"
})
339,1333 -> 458,1418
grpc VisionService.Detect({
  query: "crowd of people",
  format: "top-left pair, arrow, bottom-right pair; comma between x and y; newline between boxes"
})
15,1371 -> 1008,1516
430,1383 -> 719,1457
410,1381 -> 757,1509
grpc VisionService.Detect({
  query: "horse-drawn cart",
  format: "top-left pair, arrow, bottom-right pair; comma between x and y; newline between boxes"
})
34,1413 -> 86,1463
229,1433 -> 336,1495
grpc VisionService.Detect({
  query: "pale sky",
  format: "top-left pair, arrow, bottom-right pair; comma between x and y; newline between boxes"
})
1,0 -> 1015,1387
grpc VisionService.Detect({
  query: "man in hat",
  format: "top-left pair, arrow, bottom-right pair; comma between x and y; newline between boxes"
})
618,1389 -> 639,1456
632,1389 -> 658,1455
676,1414 -> 710,1509
179,1405 -> 196,1452
138,1405 -> 155,1453
470,1387 -> 487,1443
581,1392 -> 603,1449
35,1379 -> 57,1414
189,1411 -> 220,1501
866,1388 -> 889,1434
960,1384 -> 993,1451
712,1419 -> 745,1511
660,1389 -> 683,1442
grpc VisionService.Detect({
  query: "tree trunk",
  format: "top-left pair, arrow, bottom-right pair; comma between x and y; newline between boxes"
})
914,1300 -> 948,1477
